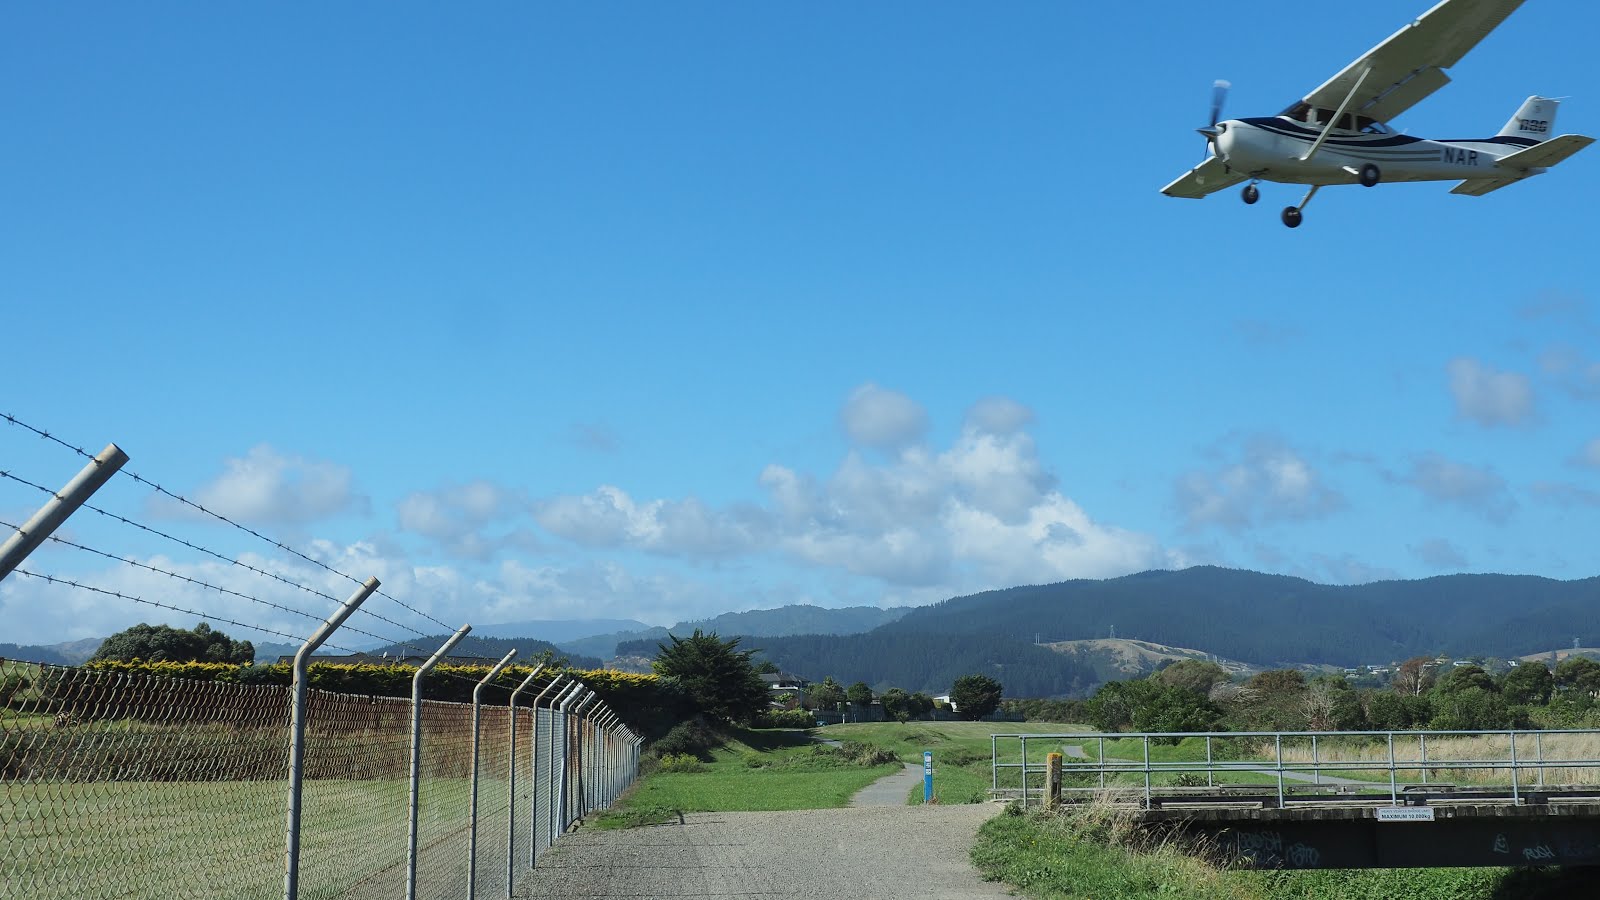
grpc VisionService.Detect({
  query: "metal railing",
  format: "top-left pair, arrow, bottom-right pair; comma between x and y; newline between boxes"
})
992,729 -> 1600,809
0,660 -> 642,900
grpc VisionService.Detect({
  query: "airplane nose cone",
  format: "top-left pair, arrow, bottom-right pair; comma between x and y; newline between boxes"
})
1213,121 -> 1235,157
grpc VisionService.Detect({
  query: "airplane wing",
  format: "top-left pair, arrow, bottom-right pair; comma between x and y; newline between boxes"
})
1160,157 -> 1247,199
1299,0 -> 1526,124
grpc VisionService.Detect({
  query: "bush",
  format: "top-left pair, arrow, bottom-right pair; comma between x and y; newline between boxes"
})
841,741 -> 900,766
648,717 -> 723,761
655,753 -> 707,774
752,708 -> 816,729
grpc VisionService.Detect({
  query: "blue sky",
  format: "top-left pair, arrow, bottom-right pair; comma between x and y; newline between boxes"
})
3,1 -> 1597,649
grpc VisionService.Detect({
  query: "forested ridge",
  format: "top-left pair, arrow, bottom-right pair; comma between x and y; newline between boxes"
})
620,567 -> 1599,697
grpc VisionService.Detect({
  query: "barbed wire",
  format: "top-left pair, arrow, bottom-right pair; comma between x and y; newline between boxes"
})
5,564 -> 533,695
0,467 -> 441,650
0,516 -> 437,653
8,567 -> 360,654
2,520 -> 525,693
1,411 -> 454,633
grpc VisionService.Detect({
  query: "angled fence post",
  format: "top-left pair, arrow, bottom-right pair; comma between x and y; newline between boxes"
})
0,443 -> 128,582
528,673 -> 569,869
406,624 -> 472,900
571,693 -> 598,820
505,665 -> 544,898
467,649 -> 517,900
555,684 -> 586,836
285,576 -> 379,900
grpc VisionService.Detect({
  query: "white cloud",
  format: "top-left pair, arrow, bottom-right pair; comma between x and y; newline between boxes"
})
964,396 -> 1034,435
532,486 -> 763,558
394,481 -> 542,561
839,383 -> 928,450
1174,438 -> 1345,532
533,391 -> 1177,591
1410,538 -> 1469,570
1577,438 -> 1600,469
152,445 -> 367,525
1397,453 -> 1516,523
1529,481 -> 1600,509
1447,357 -> 1535,427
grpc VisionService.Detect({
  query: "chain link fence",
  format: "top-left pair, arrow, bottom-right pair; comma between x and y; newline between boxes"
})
0,660 -> 639,900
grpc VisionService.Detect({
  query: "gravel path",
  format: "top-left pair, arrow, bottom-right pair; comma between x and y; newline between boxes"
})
850,763 -> 923,807
511,805 -> 1014,899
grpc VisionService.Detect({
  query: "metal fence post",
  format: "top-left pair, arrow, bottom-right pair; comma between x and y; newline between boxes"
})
557,685 -> 587,834
467,650 -> 517,900
284,576 -> 379,900
528,673 -> 568,869
0,443 -> 128,582
505,665 -> 545,899
406,624 -> 472,900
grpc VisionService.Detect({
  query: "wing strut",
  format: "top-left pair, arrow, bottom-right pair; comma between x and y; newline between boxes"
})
1300,66 -> 1372,162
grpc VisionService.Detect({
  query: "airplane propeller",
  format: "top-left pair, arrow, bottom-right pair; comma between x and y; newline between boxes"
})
1199,79 -> 1231,155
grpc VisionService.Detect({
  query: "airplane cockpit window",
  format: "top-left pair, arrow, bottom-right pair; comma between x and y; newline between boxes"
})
1358,118 -> 1392,134
1279,101 -> 1312,122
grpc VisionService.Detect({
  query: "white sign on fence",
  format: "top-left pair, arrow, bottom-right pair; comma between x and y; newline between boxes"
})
1376,806 -> 1436,822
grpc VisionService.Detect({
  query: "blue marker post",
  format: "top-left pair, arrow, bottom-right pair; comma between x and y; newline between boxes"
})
923,750 -> 933,804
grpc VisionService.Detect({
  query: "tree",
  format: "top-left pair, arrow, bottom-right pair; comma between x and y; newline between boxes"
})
808,677 -> 845,712
846,681 -> 873,709
1435,664 -> 1495,696
1155,660 -> 1229,696
1500,663 -> 1554,706
909,692 -> 936,720
1393,657 -> 1435,696
651,629 -> 770,724
950,674 -> 1003,721
880,688 -> 913,722
91,622 -> 254,664
1555,658 -> 1600,699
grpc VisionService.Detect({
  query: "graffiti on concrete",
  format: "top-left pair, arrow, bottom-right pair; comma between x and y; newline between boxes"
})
1231,830 -> 1320,868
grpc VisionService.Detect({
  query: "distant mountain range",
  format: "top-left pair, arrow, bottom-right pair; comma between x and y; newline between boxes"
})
559,604 -> 912,659
10,568 -> 1597,698
616,567 -> 1600,697
0,639 -> 100,666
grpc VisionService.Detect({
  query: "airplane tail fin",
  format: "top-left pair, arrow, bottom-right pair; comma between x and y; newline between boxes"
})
1498,96 -> 1559,142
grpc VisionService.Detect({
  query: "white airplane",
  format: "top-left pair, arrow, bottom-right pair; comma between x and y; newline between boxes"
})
1162,0 -> 1593,227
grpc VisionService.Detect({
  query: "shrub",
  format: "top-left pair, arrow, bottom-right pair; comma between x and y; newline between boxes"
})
649,717 -> 722,761
656,753 -> 707,774
840,741 -> 900,766
752,708 -> 816,729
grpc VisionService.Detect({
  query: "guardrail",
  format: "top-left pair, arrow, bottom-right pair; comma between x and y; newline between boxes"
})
991,729 -> 1600,809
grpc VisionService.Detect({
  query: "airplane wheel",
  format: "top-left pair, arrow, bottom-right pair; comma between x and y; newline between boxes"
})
1359,163 -> 1381,187
1281,206 -> 1303,228
1242,184 -> 1260,205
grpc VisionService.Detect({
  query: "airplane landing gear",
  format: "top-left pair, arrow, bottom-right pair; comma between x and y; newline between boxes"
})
1281,184 -> 1321,229
1241,183 -> 1260,205
1359,163 -> 1381,187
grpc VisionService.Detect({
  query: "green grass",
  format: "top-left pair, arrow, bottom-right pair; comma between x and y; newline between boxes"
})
1,777 -> 472,900
972,805 -> 1593,900
595,727 -> 900,822
818,720 -> 1088,804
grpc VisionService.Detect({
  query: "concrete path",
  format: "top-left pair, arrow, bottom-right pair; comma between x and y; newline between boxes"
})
512,806 -> 1014,899
850,762 -> 923,807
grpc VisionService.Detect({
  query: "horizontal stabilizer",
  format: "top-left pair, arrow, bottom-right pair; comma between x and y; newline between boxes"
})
1451,177 -> 1521,196
1496,133 -> 1595,170
1452,134 -> 1594,196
